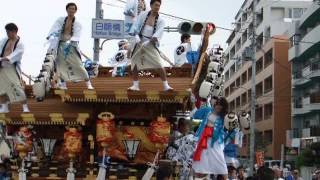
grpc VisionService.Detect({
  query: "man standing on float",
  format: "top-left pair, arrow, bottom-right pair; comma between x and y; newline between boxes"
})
47,2 -> 93,90
128,0 -> 173,91
0,23 -> 30,113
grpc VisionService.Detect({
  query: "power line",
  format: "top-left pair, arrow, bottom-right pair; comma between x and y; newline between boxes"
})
104,1 -> 318,45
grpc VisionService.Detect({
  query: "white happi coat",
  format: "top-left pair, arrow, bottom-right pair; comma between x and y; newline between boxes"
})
0,38 -> 24,78
124,0 -> 141,35
129,11 -> 165,45
47,17 -> 82,54
174,43 -> 192,67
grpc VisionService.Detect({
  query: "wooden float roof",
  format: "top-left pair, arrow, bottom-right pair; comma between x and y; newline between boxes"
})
0,67 -> 193,125
55,77 -> 192,103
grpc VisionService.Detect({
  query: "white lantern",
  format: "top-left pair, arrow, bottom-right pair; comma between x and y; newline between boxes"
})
239,111 -> 251,130
199,81 -> 214,99
224,112 -> 240,131
32,77 -> 46,102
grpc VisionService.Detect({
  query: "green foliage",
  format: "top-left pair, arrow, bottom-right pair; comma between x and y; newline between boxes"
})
296,142 -> 320,168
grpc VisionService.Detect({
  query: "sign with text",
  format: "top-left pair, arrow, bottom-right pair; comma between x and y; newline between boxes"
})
92,19 -> 124,39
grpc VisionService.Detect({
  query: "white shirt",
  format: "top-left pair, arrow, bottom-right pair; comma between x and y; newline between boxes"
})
0,38 -> 24,77
109,49 -> 130,67
130,11 -> 165,44
174,43 -> 191,67
47,17 -> 82,53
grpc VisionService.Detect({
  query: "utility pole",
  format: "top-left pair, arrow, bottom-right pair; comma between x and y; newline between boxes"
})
249,0 -> 257,176
94,0 -> 103,62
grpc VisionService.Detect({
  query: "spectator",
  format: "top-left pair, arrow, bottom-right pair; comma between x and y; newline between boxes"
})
156,166 -> 173,180
238,166 -> 246,180
228,166 -> 238,180
273,167 -> 284,180
292,170 -> 303,180
256,166 -> 275,180
174,34 -> 192,67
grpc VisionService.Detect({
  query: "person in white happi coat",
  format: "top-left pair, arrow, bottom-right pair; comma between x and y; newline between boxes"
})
124,0 -> 146,35
47,2 -> 93,90
174,34 -> 192,67
109,40 -> 131,77
128,0 -> 173,91
0,23 -> 30,113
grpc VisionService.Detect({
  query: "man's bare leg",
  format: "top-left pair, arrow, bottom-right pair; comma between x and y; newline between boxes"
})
128,65 -> 140,91
0,95 -> 9,113
85,80 -> 94,90
21,100 -> 30,113
157,68 -> 173,91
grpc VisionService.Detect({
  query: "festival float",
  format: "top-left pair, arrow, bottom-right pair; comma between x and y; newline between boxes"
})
0,8 -> 225,179
0,59 -> 194,179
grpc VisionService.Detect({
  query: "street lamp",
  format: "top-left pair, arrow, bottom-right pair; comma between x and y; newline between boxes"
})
122,139 -> 141,160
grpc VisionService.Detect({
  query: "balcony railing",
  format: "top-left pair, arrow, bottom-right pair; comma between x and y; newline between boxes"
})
287,128 -> 302,139
310,92 -> 320,103
288,127 -> 320,139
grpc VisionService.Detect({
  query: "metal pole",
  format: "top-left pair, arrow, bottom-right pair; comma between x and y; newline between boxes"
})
94,0 -> 103,62
280,144 -> 284,169
249,0 -> 257,176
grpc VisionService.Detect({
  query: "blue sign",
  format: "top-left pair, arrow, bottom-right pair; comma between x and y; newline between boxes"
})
92,19 -> 124,39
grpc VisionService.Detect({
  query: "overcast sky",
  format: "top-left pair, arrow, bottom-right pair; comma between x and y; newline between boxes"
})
0,0 -> 243,76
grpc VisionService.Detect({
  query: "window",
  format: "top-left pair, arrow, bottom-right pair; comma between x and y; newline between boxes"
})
256,33 -> 264,51
230,100 -> 235,111
256,107 -> 263,122
256,82 -> 263,97
264,103 -> 273,120
241,92 -> 247,105
264,130 -> 273,145
256,8 -> 264,26
230,46 -> 236,59
225,87 -> 230,97
236,96 -> 241,108
241,72 -> 247,85
242,12 -> 248,22
264,49 -> 273,67
248,89 -> 252,101
248,67 -> 252,80
236,38 -> 241,52
225,54 -> 230,65
265,26 -> 271,43
264,75 -> 273,93
225,70 -> 230,81
256,131 -> 263,143
242,30 -> 248,45
236,59 -> 242,71
230,82 -> 236,94
290,34 -> 301,48
236,21 -> 241,32
230,64 -> 236,77
248,23 -> 253,38
236,77 -> 241,87
289,8 -> 305,19
256,58 -> 263,74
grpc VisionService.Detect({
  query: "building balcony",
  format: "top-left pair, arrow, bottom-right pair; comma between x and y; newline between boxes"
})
310,63 -> 320,78
293,95 -> 320,115
299,2 -> 320,29
292,63 -> 320,87
292,72 -> 311,86
289,24 -> 320,61
287,127 -> 320,139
